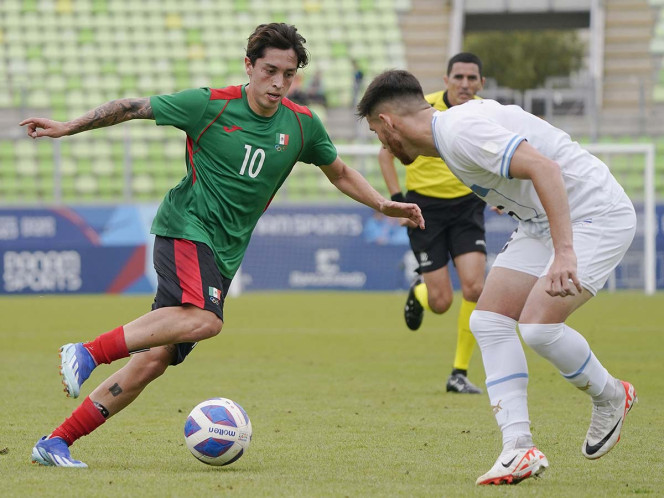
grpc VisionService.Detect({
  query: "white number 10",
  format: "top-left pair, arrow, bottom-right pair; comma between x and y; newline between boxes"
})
239,145 -> 265,178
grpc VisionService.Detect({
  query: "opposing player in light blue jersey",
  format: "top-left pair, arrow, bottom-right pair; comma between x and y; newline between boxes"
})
357,70 -> 637,486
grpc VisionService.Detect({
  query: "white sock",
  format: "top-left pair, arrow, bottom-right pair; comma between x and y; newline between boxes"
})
519,322 -> 611,396
503,429 -> 533,451
470,311 -> 532,444
593,377 -> 622,403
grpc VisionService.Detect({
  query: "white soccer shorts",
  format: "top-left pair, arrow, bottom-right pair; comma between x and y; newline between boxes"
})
492,197 -> 636,295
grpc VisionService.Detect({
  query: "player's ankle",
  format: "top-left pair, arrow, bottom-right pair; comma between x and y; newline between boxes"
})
503,433 -> 533,452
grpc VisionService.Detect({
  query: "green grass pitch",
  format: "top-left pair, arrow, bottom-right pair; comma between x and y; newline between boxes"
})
1,291 -> 662,497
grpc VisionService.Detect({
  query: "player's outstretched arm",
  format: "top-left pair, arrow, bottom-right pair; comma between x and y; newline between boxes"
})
320,157 -> 424,229
508,141 -> 582,298
19,97 -> 154,139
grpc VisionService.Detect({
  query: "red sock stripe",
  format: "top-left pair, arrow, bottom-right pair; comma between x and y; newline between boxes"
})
51,396 -> 106,446
84,326 -> 129,365
174,239 -> 205,308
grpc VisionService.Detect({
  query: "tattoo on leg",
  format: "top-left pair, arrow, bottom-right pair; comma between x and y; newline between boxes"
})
109,383 -> 123,397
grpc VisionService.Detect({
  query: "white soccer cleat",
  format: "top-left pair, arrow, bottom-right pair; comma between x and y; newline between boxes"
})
476,446 -> 548,485
582,380 -> 637,460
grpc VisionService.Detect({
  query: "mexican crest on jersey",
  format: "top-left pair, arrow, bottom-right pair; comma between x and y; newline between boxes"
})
275,133 -> 289,151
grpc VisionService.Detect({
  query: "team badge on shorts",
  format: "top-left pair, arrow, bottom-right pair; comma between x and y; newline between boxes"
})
208,286 -> 222,305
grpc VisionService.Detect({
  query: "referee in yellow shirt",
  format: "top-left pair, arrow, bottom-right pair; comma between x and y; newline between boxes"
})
378,53 -> 487,394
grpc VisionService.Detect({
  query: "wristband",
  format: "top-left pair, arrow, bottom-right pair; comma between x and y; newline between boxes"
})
390,192 -> 405,203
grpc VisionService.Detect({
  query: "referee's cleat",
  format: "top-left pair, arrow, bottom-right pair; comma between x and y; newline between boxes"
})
476,446 -> 548,485
446,373 -> 483,394
59,343 -> 97,399
582,380 -> 637,460
31,436 -> 88,468
404,277 -> 424,330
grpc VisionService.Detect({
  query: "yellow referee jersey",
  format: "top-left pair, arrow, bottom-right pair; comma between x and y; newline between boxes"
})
404,91 -> 479,198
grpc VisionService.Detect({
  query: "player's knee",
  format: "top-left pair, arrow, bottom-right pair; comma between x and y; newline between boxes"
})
184,307 -> 224,341
142,356 -> 170,383
469,310 -> 491,338
469,310 -> 518,348
130,351 -> 171,385
460,281 -> 484,303
197,313 -> 224,340
429,294 -> 452,314
518,322 -> 564,352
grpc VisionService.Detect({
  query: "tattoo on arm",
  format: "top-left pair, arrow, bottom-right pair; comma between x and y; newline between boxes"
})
109,383 -> 123,397
67,97 -> 154,135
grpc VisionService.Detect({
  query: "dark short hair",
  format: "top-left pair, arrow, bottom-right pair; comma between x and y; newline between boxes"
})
356,69 -> 424,118
246,23 -> 309,69
447,52 -> 483,78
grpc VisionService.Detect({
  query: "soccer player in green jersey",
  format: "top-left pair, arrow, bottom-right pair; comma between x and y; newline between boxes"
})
21,23 -> 424,468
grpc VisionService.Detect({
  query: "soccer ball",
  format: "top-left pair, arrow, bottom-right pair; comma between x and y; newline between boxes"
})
184,398 -> 252,466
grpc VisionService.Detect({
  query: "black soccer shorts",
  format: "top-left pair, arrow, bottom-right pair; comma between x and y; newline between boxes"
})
151,235 -> 232,365
406,192 -> 487,274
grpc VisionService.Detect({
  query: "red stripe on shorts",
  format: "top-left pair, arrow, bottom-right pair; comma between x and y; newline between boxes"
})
173,239 -> 205,308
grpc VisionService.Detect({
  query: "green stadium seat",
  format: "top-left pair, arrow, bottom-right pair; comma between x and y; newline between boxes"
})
0,142 -> 15,162
0,91 -> 12,108
36,177 -> 55,202
35,141 -> 53,161
131,158 -> 151,175
14,140 -> 36,160
15,159 -> 38,176
37,157 -> 55,175
59,156 -> 78,176
74,158 -> 94,175
148,142 -> 165,162
131,141 -> 150,160
155,176 -> 176,193
92,0 -> 109,14
70,140 -> 95,159
97,177 -> 124,199
25,89 -> 50,108
132,175 -> 155,195
0,0 -> 416,203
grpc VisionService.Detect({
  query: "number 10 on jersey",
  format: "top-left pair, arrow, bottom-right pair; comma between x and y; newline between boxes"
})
239,145 -> 265,178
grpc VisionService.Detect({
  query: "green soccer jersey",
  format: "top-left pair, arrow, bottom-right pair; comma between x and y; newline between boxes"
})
149,85 -> 338,278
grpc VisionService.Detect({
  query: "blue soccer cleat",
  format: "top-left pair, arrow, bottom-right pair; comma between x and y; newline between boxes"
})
31,436 -> 88,468
59,343 -> 97,399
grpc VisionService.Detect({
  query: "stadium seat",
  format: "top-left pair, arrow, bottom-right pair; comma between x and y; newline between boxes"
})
12,0 -> 657,206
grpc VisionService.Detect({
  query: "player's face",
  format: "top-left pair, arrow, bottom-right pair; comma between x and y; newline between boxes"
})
444,62 -> 484,106
245,47 -> 299,117
368,115 -> 416,165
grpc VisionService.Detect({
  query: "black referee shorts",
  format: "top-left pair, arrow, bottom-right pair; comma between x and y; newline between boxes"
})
151,235 -> 232,365
406,192 -> 487,274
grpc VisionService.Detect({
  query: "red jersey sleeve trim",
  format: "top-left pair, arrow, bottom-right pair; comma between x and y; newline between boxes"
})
210,85 -> 242,100
281,97 -> 313,118
197,85 -> 241,143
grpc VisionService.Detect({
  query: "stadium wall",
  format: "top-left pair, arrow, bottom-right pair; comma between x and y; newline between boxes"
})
0,203 -> 662,295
